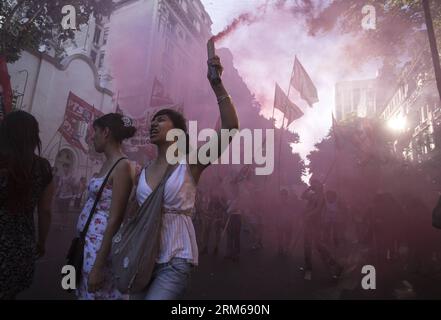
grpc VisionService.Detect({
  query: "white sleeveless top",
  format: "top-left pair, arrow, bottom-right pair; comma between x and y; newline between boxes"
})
136,162 -> 198,265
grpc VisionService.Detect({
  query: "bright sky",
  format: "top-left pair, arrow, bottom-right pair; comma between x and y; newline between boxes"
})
201,0 -> 379,164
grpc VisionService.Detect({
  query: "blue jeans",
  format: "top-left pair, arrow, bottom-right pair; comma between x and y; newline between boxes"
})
130,258 -> 193,300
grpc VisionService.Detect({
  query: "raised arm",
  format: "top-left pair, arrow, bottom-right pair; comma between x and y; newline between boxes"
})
190,55 -> 239,183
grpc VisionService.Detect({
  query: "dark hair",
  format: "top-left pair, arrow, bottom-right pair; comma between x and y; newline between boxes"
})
0,110 -> 42,213
152,108 -> 187,133
152,109 -> 189,153
93,113 -> 136,143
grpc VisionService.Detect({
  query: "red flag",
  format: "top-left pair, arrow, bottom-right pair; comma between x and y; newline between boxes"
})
59,92 -> 97,153
150,77 -> 174,107
290,56 -> 318,107
274,83 -> 304,125
0,56 -> 13,119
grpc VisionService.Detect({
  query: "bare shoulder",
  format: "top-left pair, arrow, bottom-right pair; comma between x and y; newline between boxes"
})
114,158 -> 133,177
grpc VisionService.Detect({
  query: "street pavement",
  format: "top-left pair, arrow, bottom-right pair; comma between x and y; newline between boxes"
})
17,210 -> 441,300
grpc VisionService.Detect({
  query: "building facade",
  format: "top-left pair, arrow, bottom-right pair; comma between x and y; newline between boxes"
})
7,51 -> 113,181
335,79 -> 377,122
380,50 -> 441,162
108,0 -> 213,117
61,15 -> 113,91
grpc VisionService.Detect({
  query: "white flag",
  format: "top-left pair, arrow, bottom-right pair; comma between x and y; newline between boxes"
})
290,56 -> 319,107
274,83 -> 304,125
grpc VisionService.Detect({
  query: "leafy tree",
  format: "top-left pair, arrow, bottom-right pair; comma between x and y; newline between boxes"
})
308,116 -> 437,207
0,0 -> 114,63
296,0 -> 441,67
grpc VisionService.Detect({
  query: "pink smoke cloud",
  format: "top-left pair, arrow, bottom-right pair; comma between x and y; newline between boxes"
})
212,1 -> 269,42
203,0 -> 380,164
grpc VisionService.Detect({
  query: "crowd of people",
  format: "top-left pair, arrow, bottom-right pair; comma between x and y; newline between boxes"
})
0,54 -> 239,300
1,54 -> 440,300
192,173 -> 441,297
52,165 -> 88,217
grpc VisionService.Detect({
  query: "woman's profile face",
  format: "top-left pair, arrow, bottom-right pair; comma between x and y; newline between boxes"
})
93,126 -> 107,153
149,114 -> 175,145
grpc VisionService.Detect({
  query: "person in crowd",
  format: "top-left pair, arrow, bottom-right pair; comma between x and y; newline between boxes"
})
0,111 -> 54,299
200,194 -> 227,256
277,189 -> 294,256
131,54 -> 239,299
224,184 -> 242,262
323,190 -> 339,247
301,179 -> 343,281
193,189 -> 204,246
75,113 -> 136,300
211,194 -> 228,255
402,194 -> 437,274
55,163 -> 75,214
0,85 -> 5,122
372,192 -> 402,263
74,177 -> 87,210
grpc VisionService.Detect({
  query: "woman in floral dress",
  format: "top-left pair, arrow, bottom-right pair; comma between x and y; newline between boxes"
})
76,113 -> 136,299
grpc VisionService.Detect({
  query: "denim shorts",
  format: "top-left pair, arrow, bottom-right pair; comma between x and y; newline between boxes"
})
130,258 -> 194,300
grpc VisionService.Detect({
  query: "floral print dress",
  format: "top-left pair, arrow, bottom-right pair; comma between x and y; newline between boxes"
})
75,176 -> 123,300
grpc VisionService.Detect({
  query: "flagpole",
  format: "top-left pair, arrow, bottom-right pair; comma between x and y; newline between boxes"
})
42,122 -> 63,156
56,126 -> 63,161
45,93 -> 70,157
264,83 -> 277,192
276,56 -> 296,192
115,90 -> 120,112
271,82 -> 277,123
286,56 -> 296,101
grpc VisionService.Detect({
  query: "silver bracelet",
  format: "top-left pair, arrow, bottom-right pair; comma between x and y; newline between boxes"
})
217,94 -> 231,104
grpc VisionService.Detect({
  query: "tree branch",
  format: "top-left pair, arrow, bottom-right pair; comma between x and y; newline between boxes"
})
4,0 -> 26,30
21,5 -> 45,30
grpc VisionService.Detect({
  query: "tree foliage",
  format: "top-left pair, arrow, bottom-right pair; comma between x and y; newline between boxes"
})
291,0 -> 441,67
0,0 -> 114,62
308,116 -> 439,207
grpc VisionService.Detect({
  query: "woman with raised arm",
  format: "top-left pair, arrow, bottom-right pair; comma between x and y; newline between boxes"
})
131,54 -> 239,300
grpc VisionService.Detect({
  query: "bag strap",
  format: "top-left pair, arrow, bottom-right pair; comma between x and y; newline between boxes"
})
140,163 -> 178,207
80,157 -> 127,239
